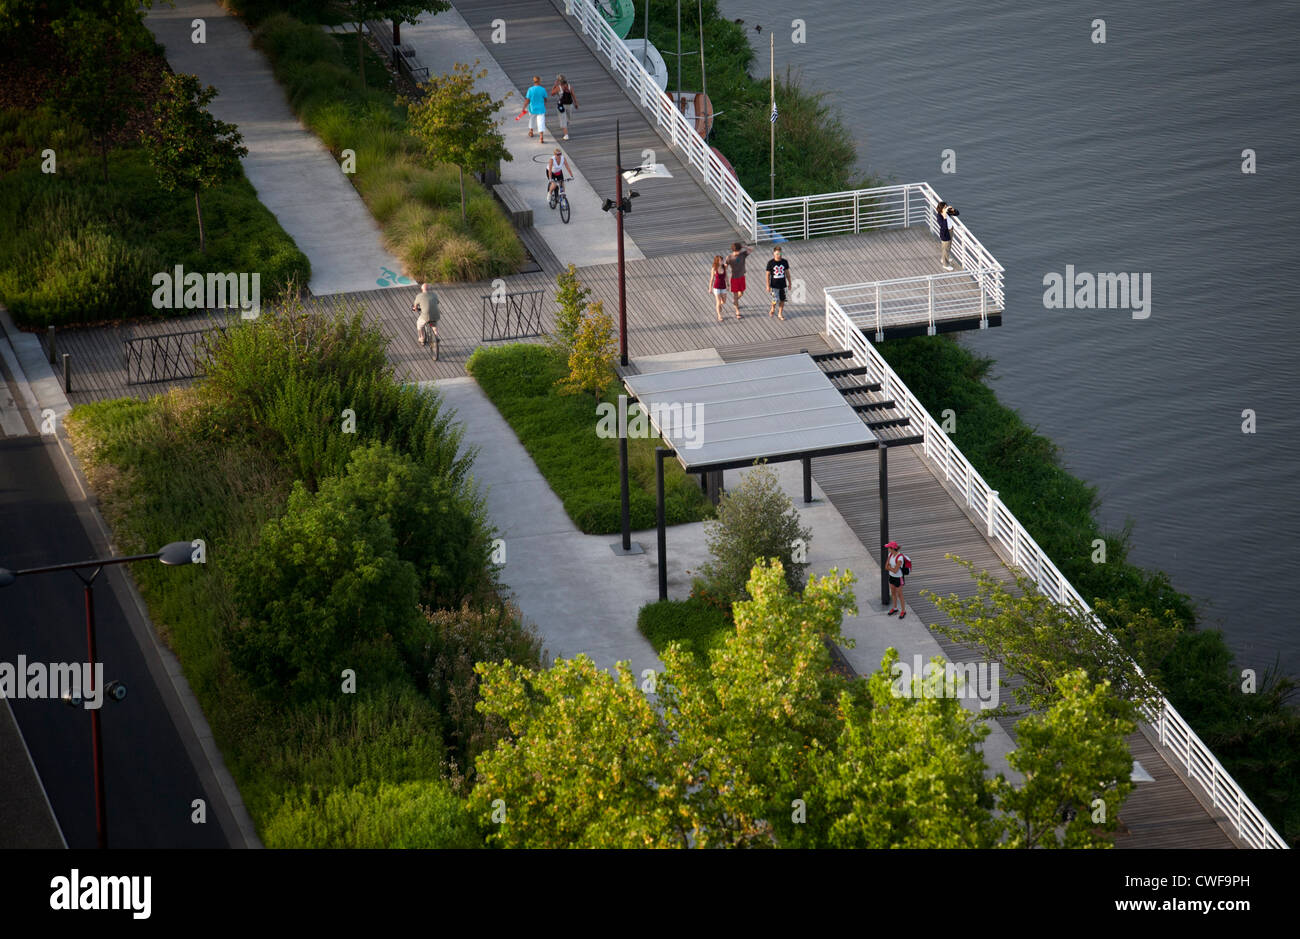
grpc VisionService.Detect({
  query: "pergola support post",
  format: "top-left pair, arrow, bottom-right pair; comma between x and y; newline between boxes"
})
879,445 -> 890,606
656,448 -> 668,600
802,455 -> 813,504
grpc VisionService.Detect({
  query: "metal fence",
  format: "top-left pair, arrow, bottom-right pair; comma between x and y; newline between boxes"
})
124,327 -> 227,385
481,289 -> 545,342
823,293 -> 1288,849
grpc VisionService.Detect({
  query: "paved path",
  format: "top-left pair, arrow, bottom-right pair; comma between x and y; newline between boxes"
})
143,0 -> 407,296
403,8 -> 645,269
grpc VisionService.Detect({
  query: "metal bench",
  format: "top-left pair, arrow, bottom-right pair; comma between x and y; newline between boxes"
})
493,183 -> 533,228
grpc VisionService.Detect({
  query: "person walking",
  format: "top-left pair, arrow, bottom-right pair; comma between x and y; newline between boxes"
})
936,201 -> 960,271
525,76 -> 548,143
709,255 -> 728,321
884,540 -> 908,618
765,246 -> 789,320
550,74 -> 579,140
413,282 -> 439,349
726,242 -> 753,318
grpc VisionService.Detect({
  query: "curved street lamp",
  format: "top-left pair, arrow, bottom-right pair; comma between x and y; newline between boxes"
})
0,541 -> 196,848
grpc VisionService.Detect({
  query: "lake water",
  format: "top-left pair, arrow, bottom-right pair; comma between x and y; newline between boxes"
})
714,0 -> 1300,679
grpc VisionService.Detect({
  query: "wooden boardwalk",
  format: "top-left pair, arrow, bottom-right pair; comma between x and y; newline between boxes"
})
453,0 -> 745,256
50,227 -> 955,403
718,340 -> 1237,849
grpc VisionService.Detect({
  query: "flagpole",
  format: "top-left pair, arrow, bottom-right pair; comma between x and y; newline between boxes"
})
769,31 -> 775,201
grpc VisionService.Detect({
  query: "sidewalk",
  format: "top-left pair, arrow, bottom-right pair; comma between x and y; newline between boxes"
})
142,0 -> 407,296
402,8 -> 646,269
431,349 -> 1019,781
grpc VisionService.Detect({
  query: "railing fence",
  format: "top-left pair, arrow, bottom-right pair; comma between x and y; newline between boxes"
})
824,293 -> 1287,850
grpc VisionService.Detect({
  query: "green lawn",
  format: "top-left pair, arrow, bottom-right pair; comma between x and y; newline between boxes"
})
466,343 -> 716,534
637,596 -> 732,662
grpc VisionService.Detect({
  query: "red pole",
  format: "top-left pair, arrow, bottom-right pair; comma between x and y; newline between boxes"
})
616,121 -> 628,367
85,582 -> 107,849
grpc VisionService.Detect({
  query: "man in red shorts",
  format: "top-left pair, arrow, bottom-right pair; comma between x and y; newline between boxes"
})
726,242 -> 753,318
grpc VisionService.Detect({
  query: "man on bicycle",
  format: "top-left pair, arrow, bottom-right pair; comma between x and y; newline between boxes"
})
546,148 -> 568,201
413,282 -> 439,346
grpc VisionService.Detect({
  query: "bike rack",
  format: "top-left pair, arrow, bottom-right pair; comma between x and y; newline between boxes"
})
481,289 -> 546,342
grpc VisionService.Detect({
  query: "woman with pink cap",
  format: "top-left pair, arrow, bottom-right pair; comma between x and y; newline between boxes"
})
885,540 -> 907,618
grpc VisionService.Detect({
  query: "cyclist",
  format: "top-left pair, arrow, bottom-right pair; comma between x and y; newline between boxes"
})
546,148 -> 569,202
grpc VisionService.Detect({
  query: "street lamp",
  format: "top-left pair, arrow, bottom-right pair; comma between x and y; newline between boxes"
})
0,541 -> 196,848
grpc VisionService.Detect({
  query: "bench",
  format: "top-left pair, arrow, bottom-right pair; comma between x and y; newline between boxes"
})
493,183 -> 533,228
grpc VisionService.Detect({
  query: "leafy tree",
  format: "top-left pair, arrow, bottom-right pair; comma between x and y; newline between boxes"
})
0,0 -> 161,32
342,1 -> 449,91
799,649 -> 999,848
229,478 -> 422,701
695,462 -> 812,608
549,263 -> 591,359
51,9 -> 146,183
140,73 -> 247,253
559,300 -> 616,399
401,61 -> 510,223
469,655 -> 690,848
924,556 -> 1166,723
996,670 -> 1136,848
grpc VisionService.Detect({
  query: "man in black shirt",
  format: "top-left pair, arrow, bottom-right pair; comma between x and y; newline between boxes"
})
765,247 -> 789,320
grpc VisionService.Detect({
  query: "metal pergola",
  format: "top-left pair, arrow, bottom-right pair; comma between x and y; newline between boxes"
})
622,353 -> 922,601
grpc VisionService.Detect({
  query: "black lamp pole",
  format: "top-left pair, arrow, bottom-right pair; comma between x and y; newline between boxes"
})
0,542 -> 194,848
616,120 -> 628,367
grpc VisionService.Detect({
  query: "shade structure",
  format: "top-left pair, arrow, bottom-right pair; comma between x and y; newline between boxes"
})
623,354 -> 878,471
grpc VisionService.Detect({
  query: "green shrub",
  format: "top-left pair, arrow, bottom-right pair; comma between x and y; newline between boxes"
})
637,596 -> 732,661
263,778 -> 481,848
412,602 -> 545,772
695,462 -> 812,608
228,476 -> 423,700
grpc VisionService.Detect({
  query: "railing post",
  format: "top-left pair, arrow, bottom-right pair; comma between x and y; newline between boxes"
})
62,353 -> 71,393
928,278 -> 936,335
875,283 -> 882,342
854,191 -> 861,234
802,198 -> 810,240
985,489 -> 998,539
903,185 -> 910,228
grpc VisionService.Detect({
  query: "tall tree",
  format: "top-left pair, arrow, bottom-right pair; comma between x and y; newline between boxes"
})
52,9 -> 145,183
140,72 -> 247,253
342,1 -> 449,91
401,61 -> 510,223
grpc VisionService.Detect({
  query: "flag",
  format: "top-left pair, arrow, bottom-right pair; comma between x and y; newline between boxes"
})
770,102 -> 778,123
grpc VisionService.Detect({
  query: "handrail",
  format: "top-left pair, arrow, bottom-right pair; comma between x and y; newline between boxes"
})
566,0 -> 755,231
826,269 -> 994,339
823,293 -> 1288,850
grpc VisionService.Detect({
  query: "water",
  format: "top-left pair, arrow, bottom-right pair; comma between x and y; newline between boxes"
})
717,0 -> 1300,678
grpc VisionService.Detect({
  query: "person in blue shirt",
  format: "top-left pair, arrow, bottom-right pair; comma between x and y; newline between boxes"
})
525,76 -> 548,144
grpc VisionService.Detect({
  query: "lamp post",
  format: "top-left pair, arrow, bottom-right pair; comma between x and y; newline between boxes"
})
0,541 -> 195,849
603,120 -> 641,368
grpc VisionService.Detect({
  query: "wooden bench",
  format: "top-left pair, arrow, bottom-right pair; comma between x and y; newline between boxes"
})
493,183 -> 533,228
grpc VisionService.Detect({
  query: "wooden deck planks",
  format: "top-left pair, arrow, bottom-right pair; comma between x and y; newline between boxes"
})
454,0 -> 747,255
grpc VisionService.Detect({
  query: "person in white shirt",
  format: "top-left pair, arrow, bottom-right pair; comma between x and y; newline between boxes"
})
546,149 -> 569,201
885,540 -> 907,618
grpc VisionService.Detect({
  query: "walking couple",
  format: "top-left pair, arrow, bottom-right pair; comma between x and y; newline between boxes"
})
708,244 -> 790,321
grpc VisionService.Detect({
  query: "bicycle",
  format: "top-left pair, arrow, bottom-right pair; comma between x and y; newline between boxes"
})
417,320 -> 440,360
547,176 -> 574,224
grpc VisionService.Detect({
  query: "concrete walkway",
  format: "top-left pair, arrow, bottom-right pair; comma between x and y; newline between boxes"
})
431,349 -> 1019,780
143,0 -> 407,296
402,8 -> 645,269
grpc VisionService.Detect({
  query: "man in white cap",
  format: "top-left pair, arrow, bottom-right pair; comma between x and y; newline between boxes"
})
413,283 -> 439,347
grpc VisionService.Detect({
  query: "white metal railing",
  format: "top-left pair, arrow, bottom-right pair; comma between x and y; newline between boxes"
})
567,0 -> 755,230
754,181 -> 928,240
826,270 -> 994,338
823,293 -> 1288,850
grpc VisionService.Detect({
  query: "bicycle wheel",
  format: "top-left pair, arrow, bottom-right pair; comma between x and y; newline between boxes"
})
559,193 -> 570,224
548,187 -> 558,210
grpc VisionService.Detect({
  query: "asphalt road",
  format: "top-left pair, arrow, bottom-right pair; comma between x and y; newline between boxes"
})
0,435 -> 237,848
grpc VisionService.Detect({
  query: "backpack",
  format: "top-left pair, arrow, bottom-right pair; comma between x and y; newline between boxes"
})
901,555 -> 912,577
560,88 -> 574,105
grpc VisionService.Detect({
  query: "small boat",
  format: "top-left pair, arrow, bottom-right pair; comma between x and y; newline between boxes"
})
672,91 -> 713,137
595,0 -> 635,39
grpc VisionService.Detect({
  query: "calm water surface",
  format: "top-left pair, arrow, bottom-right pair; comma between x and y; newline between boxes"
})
714,0 -> 1300,678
